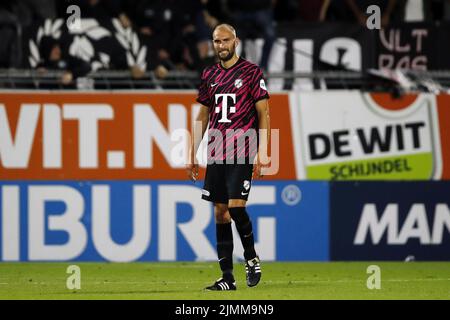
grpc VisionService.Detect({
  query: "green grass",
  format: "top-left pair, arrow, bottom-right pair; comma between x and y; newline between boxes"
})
0,262 -> 449,300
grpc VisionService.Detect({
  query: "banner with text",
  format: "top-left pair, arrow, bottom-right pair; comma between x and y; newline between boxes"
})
0,92 -> 296,180
290,92 -> 450,180
330,181 -> 450,261
0,181 -> 329,262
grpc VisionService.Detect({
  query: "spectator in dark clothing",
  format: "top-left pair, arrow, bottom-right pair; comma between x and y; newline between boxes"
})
0,8 -> 21,68
125,0 -> 174,70
0,0 -> 55,68
324,0 -> 355,21
127,0 -> 212,71
227,0 -> 277,70
297,0 -> 330,21
202,0 -> 229,22
26,0 -> 56,20
197,0 -> 220,64
167,0 -> 209,70
0,1 -> 30,28
1,0 -> 56,28
37,36 -> 91,86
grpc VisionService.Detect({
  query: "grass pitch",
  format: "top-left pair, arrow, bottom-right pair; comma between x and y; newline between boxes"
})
0,262 -> 449,300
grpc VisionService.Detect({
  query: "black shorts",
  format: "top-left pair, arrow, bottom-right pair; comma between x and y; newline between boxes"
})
202,163 -> 254,203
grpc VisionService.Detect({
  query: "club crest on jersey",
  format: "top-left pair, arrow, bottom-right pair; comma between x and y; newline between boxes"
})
243,180 -> 251,190
260,79 -> 267,91
234,79 -> 243,88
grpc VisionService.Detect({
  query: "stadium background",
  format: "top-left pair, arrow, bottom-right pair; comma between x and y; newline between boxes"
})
0,0 -> 449,268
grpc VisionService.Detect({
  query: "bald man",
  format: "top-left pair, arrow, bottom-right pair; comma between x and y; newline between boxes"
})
187,24 -> 270,291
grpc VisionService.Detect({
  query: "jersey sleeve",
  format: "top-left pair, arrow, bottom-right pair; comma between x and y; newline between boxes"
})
251,67 -> 270,102
196,69 -> 210,107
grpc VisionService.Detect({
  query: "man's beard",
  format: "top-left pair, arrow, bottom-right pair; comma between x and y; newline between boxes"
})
217,48 -> 235,62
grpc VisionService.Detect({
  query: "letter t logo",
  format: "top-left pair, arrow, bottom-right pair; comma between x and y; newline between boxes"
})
215,94 -> 236,123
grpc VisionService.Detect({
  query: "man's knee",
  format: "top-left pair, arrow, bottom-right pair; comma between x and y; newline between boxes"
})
215,203 -> 231,223
228,200 -> 250,225
228,199 -> 246,208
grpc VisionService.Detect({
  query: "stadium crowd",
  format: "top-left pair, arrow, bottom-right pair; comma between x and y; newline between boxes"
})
1,0 -> 450,84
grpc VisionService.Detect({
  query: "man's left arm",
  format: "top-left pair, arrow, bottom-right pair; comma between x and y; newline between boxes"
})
254,98 -> 270,178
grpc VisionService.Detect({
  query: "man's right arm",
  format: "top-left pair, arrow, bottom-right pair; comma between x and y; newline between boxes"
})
187,104 -> 209,181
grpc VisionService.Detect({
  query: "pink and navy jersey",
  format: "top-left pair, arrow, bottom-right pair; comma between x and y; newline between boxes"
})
196,57 -> 270,162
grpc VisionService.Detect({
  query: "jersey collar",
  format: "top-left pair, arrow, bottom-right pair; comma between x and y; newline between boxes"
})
218,56 -> 244,71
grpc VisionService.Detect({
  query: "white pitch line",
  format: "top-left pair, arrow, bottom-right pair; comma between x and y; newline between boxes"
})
4,278 -> 449,286
145,265 -> 214,269
1,281 -> 208,285
264,278 -> 450,284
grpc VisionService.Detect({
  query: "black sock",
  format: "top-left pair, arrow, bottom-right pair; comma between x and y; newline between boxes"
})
228,207 -> 257,261
216,222 -> 234,281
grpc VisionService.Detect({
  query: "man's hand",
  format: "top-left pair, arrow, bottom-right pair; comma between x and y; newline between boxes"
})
357,12 -> 367,26
381,14 -> 390,28
61,71 -> 73,85
155,65 -> 169,79
186,163 -> 199,182
252,156 -> 263,179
